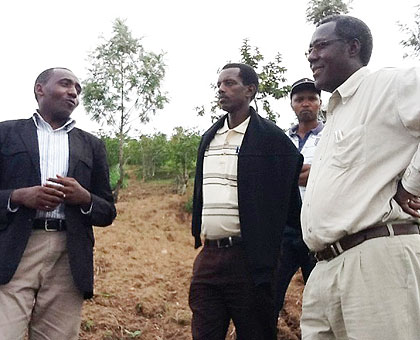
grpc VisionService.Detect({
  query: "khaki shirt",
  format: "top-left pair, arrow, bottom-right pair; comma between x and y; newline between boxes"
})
302,67 -> 420,251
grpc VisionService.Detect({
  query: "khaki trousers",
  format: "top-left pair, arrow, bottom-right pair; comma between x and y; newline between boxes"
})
0,230 -> 84,340
301,234 -> 420,340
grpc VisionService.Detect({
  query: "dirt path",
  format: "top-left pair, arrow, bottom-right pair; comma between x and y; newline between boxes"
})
80,180 -> 303,339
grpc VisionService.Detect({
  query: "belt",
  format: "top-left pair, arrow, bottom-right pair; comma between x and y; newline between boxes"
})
33,219 -> 66,232
204,236 -> 242,248
314,223 -> 420,262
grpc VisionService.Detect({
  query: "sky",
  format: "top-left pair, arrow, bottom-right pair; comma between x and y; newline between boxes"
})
0,0 -> 418,137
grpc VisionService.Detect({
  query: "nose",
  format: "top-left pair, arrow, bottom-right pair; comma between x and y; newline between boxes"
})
218,85 -> 225,94
307,49 -> 318,63
68,85 -> 78,98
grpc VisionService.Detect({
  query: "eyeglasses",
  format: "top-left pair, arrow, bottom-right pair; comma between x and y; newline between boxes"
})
305,39 -> 347,58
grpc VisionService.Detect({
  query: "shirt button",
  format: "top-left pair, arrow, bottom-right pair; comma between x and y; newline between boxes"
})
308,228 -> 312,233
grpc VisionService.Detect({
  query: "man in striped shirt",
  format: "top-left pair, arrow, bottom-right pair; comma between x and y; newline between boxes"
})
0,68 -> 116,339
189,63 -> 302,339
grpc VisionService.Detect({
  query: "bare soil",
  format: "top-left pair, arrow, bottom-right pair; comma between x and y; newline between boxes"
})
80,179 -> 303,340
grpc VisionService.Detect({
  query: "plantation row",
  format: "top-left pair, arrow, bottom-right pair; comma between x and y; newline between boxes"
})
101,127 -> 201,195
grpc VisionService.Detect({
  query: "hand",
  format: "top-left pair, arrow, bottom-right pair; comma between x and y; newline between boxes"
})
394,181 -> 420,218
47,175 -> 91,207
299,164 -> 311,187
11,185 -> 65,211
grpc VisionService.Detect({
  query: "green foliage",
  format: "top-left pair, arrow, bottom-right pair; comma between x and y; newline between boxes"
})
109,164 -> 128,190
165,127 -> 201,194
306,0 -> 352,25
102,128 -> 201,192
399,5 -> 420,59
197,38 -> 289,123
83,18 -> 168,201
98,132 -> 120,167
137,133 -> 169,180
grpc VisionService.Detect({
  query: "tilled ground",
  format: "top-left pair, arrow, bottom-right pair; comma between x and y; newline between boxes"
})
80,180 -> 303,340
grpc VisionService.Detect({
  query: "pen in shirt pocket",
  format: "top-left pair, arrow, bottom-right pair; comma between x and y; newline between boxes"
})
236,146 -> 240,154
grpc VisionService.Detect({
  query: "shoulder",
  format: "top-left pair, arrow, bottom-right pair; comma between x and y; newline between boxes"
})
0,118 -> 33,139
0,118 -> 32,128
367,67 -> 420,84
70,127 -> 104,148
248,113 -> 299,155
250,112 -> 289,140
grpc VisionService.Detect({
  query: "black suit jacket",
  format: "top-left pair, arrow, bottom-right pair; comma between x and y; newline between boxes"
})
192,108 -> 303,285
0,118 -> 116,298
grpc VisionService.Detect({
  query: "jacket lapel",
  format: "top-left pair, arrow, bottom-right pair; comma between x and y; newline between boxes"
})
67,129 -> 84,177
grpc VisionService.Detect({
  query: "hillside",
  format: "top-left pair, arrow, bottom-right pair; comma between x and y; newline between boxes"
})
80,179 -> 303,339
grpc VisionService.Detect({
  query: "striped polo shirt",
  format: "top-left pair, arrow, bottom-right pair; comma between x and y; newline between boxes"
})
201,116 -> 250,239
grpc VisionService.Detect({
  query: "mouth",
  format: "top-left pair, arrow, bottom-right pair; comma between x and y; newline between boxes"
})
311,66 -> 323,78
65,99 -> 76,107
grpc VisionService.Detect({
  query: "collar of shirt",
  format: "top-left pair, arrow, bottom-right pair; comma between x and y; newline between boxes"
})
217,115 -> 251,135
32,111 -> 76,133
289,121 -> 324,138
333,67 -> 371,106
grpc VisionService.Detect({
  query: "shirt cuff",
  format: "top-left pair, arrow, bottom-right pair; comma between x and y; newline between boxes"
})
7,195 -> 19,213
80,202 -> 93,215
402,164 -> 420,196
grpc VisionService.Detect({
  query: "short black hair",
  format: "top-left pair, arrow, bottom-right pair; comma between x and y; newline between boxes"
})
34,67 -> 72,101
222,63 -> 259,99
319,15 -> 373,66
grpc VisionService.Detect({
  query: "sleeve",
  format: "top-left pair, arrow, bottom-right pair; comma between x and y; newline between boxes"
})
88,138 -> 117,226
397,68 -> 420,195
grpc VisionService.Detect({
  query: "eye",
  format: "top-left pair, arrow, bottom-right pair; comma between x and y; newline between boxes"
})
316,41 -> 329,50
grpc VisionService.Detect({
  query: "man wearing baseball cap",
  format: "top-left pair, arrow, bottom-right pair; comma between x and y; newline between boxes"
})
274,78 -> 323,321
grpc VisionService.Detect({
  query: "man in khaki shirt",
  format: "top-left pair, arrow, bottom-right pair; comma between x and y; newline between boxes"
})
301,15 -> 420,340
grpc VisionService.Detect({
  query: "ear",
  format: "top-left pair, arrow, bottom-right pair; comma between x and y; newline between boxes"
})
348,38 -> 362,59
246,84 -> 257,100
34,83 -> 44,99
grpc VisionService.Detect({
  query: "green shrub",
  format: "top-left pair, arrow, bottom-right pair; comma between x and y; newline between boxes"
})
109,164 -> 128,190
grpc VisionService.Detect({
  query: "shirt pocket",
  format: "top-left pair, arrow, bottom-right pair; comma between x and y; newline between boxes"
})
330,125 -> 366,169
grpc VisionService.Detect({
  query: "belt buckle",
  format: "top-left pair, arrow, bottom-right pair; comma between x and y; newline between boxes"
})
217,237 -> 233,248
44,220 -> 58,232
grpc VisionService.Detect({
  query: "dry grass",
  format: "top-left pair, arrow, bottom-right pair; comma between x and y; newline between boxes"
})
80,179 -> 303,340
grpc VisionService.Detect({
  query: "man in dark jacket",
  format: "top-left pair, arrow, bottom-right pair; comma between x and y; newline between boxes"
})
189,63 -> 302,340
0,67 -> 116,340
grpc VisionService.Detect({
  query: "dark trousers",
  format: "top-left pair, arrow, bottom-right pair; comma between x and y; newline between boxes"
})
189,244 -> 276,340
274,227 -> 316,319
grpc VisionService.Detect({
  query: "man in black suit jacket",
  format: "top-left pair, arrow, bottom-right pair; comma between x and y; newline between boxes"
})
189,63 -> 302,340
0,67 -> 116,339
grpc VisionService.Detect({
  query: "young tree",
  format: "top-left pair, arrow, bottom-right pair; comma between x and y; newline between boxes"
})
83,18 -> 168,201
306,0 -> 352,25
399,5 -> 420,58
166,127 -> 201,195
197,38 -> 289,123
137,133 -> 168,181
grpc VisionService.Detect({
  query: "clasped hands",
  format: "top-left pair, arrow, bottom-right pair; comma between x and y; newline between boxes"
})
11,175 -> 91,212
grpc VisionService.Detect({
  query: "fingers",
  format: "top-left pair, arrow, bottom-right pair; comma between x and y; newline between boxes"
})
42,184 -> 66,200
400,197 -> 420,218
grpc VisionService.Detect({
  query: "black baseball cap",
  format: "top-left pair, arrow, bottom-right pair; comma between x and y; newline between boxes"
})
290,78 -> 321,98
